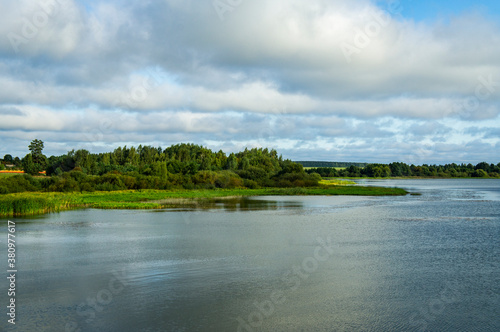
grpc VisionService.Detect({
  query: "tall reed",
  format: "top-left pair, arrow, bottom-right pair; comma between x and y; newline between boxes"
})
0,193 -> 73,217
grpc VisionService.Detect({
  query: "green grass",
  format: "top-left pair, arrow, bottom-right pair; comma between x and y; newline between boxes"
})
0,186 -> 408,217
0,173 -> 22,177
319,179 -> 356,186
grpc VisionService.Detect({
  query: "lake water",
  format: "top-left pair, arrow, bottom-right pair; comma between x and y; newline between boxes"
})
2,179 -> 499,331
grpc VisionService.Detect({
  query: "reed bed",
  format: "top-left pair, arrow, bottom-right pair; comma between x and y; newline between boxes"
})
0,193 -> 70,217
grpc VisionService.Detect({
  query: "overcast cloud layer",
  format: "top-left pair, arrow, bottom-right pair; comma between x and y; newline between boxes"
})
0,0 -> 499,163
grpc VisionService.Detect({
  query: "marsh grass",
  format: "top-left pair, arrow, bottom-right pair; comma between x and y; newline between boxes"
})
0,193 -> 73,216
0,186 -> 408,217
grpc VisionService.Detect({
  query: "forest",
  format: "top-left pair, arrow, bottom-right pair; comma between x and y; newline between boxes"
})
0,142 -> 320,194
297,161 -> 368,168
306,162 -> 500,178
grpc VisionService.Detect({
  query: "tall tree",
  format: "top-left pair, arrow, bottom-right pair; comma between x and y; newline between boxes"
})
29,139 -> 44,160
26,139 -> 47,174
226,153 -> 237,170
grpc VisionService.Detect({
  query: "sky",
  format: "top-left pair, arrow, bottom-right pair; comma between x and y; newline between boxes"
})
0,0 -> 499,164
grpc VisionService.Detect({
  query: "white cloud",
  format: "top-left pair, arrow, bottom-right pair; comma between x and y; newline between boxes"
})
0,0 -> 499,163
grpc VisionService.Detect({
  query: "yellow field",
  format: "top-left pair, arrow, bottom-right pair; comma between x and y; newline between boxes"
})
319,179 -> 356,186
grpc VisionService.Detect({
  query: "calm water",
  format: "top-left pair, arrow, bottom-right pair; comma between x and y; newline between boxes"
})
1,179 -> 499,331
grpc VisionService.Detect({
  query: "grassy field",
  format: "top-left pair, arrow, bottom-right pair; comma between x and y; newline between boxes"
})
0,173 -> 22,177
0,186 -> 408,217
319,179 -> 356,186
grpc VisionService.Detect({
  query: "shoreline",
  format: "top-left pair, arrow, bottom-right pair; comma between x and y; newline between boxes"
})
0,186 -> 409,218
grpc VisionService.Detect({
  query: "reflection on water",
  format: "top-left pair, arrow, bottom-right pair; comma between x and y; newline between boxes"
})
164,197 -> 305,213
1,180 -> 499,332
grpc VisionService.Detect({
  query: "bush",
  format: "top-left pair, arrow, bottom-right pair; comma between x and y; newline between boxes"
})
308,173 -> 322,183
214,171 -> 243,188
55,177 -> 80,192
95,182 -> 120,191
122,175 -> 137,189
192,171 -> 217,186
276,179 -> 293,187
68,170 -> 88,182
80,183 -> 95,192
237,166 -> 268,181
99,173 -> 126,190
473,169 -> 488,178
0,175 -> 37,193
292,180 -> 306,187
243,179 -> 260,189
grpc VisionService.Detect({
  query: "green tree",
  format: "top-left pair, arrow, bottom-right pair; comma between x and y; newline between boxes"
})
27,139 -> 47,172
152,161 -> 168,179
29,139 -> 44,161
475,162 -> 490,172
126,146 -> 140,166
347,165 -> 361,177
3,154 -> 13,163
240,157 -> 250,170
22,153 -> 41,175
74,149 -> 91,172
473,169 -> 488,178
226,153 -> 237,170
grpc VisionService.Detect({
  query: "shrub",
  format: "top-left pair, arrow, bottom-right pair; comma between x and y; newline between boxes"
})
122,175 -> 137,189
59,178 -> 80,192
95,182 -> 120,191
192,171 -> 217,185
473,169 -> 488,178
80,183 -> 95,192
1,175 -> 37,193
243,179 -> 260,189
214,171 -> 242,188
308,173 -> 322,183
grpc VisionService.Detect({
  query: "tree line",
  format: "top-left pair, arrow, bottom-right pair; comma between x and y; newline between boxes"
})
1,140 -> 499,194
0,141 -> 321,194
297,161 -> 368,168
0,154 -> 21,170
306,162 -> 500,178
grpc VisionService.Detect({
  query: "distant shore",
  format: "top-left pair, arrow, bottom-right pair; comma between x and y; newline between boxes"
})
332,176 -> 500,180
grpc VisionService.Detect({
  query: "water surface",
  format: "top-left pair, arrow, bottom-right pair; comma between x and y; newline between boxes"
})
1,179 -> 499,331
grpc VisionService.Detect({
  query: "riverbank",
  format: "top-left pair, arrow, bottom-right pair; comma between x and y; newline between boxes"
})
0,186 -> 408,217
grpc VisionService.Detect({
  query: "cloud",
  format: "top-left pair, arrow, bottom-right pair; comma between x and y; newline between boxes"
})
0,0 -> 499,163
0,106 -> 23,116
